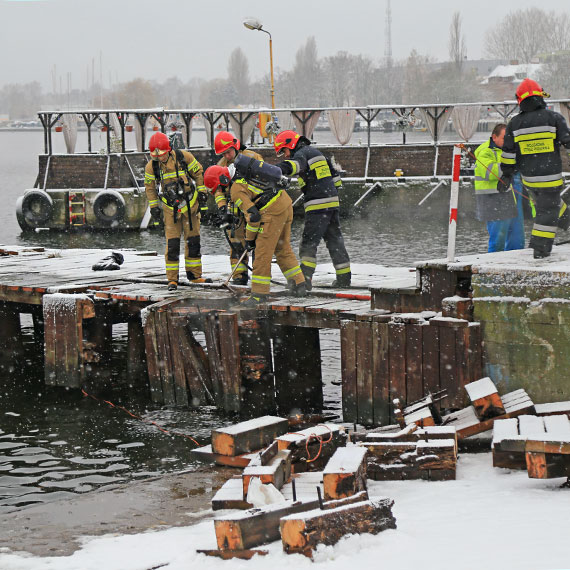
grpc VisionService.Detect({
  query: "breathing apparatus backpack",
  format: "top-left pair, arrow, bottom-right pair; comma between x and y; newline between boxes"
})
233,153 -> 286,209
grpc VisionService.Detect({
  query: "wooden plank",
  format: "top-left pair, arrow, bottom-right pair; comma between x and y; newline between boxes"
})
204,312 -> 224,409
280,498 -> 396,559
438,324 -> 458,409
422,322 -> 440,397
356,320 -> 374,425
218,312 -> 242,413
405,323 -> 423,404
323,446 -> 368,500
340,320 -> 358,423
388,321 -> 406,404
211,416 -> 289,456
197,549 -> 268,560
371,321 -> 390,426
273,325 -> 323,416
166,312 -> 189,407
142,310 -> 163,402
242,449 -> 292,498
155,309 -> 176,405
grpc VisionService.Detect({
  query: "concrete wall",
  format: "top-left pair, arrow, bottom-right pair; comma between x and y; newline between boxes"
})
474,297 -> 570,403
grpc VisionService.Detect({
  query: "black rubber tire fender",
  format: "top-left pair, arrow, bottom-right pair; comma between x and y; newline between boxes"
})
16,190 -> 53,230
92,190 -> 126,226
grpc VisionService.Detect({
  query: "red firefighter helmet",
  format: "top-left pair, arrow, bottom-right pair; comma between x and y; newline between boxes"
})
516,78 -> 549,104
274,130 -> 301,155
148,132 -> 171,159
214,131 -> 240,155
204,165 -> 231,194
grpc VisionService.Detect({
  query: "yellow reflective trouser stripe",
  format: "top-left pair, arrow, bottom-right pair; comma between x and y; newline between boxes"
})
232,263 -> 247,271
166,262 -> 179,269
259,190 -> 282,211
148,200 -> 159,207
524,179 -> 563,188
336,267 -> 351,275
246,224 -> 260,233
185,259 -> 201,267
283,265 -> 302,278
532,229 -> 556,238
514,132 -> 556,142
251,275 -> 271,284
305,200 -> 340,212
301,260 -> 317,268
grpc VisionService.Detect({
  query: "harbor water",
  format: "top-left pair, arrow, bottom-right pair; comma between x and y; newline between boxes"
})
0,129 -> 496,513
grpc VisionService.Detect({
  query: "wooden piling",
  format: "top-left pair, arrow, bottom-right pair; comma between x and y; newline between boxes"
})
0,302 -> 23,372
43,293 -> 95,388
340,320 -> 358,423
239,318 -> 276,416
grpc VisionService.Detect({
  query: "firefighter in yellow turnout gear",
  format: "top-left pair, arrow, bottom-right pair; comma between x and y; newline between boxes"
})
213,131 -> 263,286
144,132 -> 211,290
204,159 -> 307,305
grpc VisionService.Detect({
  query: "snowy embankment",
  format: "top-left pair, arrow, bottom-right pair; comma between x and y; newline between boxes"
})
1,453 -> 568,570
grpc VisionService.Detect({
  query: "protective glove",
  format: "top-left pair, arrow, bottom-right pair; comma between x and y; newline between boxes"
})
150,207 -> 161,222
245,239 -> 256,252
197,191 -> 209,206
497,175 -> 512,193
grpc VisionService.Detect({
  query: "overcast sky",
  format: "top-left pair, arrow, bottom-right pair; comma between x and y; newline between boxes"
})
2,0 -> 570,91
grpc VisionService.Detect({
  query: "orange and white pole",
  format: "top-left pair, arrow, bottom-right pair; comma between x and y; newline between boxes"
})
447,144 -> 462,261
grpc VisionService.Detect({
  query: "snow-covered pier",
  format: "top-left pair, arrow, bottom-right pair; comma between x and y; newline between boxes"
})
2,244 -> 570,423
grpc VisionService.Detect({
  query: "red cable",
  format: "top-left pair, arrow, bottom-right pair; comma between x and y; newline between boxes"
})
81,389 -> 201,446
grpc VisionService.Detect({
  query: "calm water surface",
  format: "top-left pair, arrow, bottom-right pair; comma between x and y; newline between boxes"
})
0,129 -> 498,512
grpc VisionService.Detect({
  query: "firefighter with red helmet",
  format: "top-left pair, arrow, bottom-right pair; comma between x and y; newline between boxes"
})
500,78 -> 570,258
204,159 -> 306,305
274,130 -> 351,289
144,132 -> 211,290
213,131 -> 263,286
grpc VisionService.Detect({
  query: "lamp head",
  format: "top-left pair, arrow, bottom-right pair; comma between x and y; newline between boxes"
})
243,17 -> 263,31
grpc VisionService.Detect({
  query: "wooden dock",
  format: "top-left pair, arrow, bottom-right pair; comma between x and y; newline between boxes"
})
0,244 -> 491,425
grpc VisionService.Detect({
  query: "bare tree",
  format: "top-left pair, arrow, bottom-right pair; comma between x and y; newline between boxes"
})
227,48 -> 250,104
485,8 -> 569,63
292,36 -> 322,106
448,12 -> 466,70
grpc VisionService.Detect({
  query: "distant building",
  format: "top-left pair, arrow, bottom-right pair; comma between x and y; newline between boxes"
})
481,63 -> 544,86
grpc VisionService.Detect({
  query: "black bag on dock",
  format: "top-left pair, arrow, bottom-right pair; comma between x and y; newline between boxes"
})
92,251 -> 124,271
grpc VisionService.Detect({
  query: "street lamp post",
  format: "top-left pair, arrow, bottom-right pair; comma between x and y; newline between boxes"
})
243,18 -> 275,110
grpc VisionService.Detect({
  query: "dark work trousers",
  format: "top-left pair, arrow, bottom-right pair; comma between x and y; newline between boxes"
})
299,209 -> 351,282
528,187 -> 570,255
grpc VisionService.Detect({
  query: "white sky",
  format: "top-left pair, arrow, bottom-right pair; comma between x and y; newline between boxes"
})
2,0 -> 570,90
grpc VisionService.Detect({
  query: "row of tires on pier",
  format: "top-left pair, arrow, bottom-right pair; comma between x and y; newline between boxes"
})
16,188 -> 149,231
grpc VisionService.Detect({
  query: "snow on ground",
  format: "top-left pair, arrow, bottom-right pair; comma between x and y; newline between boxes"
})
1,452 -> 568,570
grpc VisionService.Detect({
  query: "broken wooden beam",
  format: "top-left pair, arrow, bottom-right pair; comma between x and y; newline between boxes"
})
280,497 -> 396,558
211,416 -> 289,456
323,446 -> 367,500
197,548 -> 268,560
465,377 -> 505,420
275,423 -> 347,472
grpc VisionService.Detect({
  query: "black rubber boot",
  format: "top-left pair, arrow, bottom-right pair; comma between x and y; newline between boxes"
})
167,281 -> 178,291
241,294 -> 268,307
293,282 -> 308,298
534,249 -> 550,259
232,273 -> 249,286
332,274 -> 351,288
